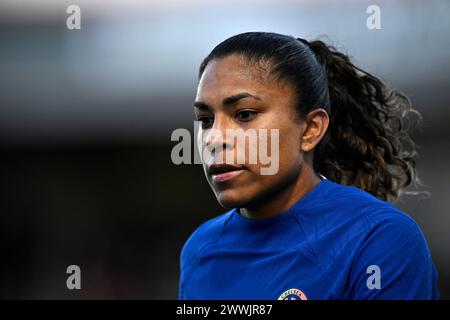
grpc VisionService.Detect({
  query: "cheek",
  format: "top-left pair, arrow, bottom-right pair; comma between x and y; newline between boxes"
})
238,121 -> 302,175
279,131 -> 302,162
247,136 -> 303,189
197,128 -> 206,155
260,130 -> 303,184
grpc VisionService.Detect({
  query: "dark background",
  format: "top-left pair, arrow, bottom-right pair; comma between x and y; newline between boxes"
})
1,0 -> 449,299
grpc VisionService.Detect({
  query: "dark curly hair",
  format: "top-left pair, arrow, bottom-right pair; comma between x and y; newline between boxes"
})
198,32 -> 422,202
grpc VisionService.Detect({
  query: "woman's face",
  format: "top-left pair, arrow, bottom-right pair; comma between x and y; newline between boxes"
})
194,54 -> 307,209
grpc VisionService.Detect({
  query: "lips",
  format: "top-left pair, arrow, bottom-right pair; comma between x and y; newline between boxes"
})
207,164 -> 245,183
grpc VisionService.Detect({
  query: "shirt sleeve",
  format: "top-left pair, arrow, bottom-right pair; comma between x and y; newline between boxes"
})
346,213 -> 439,300
178,240 -> 190,300
178,278 -> 185,300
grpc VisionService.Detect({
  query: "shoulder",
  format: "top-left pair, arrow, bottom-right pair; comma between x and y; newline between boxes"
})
327,183 -> 433,268
316,182 -> 437,298
359,205 -> 429,259
319,180 -> 418,225
180,209 -> 234,268
331,181 -> 424,235
341,195 -> 438,299
300,180 -> 430,263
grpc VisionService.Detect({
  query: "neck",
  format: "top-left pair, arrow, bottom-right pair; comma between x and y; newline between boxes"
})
239,163 -> 321,220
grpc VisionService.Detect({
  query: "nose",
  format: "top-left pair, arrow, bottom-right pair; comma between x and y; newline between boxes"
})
203,117 -> 233,156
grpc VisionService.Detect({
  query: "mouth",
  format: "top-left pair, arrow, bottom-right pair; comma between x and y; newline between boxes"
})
207,163 -> 245,183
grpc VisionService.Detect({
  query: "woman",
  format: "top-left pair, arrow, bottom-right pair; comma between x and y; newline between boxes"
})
178,32 -> 439,300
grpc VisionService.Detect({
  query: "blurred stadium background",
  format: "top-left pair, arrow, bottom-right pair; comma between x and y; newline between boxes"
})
1,0 -> 449,299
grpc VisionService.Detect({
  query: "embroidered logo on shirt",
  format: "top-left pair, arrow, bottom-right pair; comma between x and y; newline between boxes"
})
277,288 -> 308,300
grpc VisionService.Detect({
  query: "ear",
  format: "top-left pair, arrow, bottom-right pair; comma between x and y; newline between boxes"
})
300,108 -> 329,153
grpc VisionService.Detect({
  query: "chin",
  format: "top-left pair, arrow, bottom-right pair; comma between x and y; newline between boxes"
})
215,189 -> 251,209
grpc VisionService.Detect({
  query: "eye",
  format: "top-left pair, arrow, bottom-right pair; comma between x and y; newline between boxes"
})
197,115 -> 214,128
236,110 -> 257,122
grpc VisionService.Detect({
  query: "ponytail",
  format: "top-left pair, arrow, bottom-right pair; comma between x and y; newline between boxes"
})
305,38 -> 422,202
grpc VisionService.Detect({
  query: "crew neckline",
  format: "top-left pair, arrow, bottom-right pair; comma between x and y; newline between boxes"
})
233,177 -> 332,225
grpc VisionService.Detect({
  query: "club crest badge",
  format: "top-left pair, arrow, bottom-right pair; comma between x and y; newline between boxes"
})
277,288 -> 308,300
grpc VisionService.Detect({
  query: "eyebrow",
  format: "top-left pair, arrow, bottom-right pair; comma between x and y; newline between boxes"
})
193,92 -> 261,110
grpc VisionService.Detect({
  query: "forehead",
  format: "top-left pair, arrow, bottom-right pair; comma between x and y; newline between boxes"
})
197,54 -> 292,101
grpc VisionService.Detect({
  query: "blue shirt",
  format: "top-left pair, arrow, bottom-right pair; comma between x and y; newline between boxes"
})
178,178 -> 439,300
